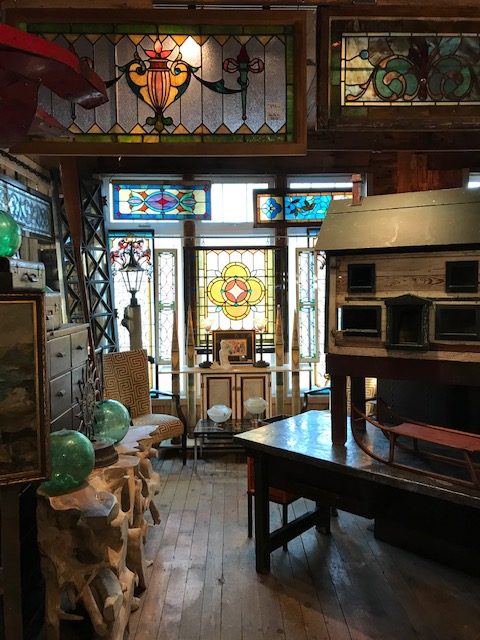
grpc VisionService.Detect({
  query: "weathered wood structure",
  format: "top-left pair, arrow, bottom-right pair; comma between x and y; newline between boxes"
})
316,188 -> 480,443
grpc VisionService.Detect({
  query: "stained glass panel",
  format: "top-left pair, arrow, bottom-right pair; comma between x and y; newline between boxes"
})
108,232 -> 154,356
340,32 -> 480,106
112,182 -> 211,221
154,249 -> 177,364
26,16 -> 303,149
255,190 -> 352,226
196,247 -> 277,347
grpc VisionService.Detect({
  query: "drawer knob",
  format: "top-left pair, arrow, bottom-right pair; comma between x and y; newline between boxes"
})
56,352 -> 66,358
56,390 -> 66,398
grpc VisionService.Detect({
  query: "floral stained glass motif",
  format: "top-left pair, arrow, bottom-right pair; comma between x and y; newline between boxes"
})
196,247 -> 277,345
108,233 -> 154,355
112,183 -> 211,221
207,262 -> 265,321
30,22 -> 298,144
255,190 -> 352,225
341,33 -> 480,106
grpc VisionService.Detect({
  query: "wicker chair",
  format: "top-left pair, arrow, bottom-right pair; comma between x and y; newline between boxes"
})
102,349 -> 187,464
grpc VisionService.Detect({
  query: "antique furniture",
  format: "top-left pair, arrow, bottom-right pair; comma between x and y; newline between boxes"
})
192,418 -> 254,468
235,411 -> 480,574
37,432 -> 161,640
352,404 -> 480,488
102,349 -> 187,464
200,368 -> 272,421
47,323 -> 90,432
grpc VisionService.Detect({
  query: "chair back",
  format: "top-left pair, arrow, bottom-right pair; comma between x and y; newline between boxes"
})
102,349 -> 152,419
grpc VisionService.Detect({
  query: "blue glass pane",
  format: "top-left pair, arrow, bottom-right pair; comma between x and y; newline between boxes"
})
112,182 -> 211,220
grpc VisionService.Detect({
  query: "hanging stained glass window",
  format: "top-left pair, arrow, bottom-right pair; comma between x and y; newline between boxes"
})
112,182 -> 211,221
22,11 -> 306,154
254,190 -> 352,226
196,247 -> 277,347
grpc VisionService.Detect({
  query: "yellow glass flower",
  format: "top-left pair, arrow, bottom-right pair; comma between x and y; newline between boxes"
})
207,262 -> 265,320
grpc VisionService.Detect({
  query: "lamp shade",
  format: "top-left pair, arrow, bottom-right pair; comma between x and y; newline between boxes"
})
0,209 -> 22,257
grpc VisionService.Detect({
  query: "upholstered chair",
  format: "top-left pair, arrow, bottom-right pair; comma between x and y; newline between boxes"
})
102,349 -> 187,464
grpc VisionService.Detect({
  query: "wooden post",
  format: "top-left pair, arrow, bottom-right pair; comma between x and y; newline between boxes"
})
274,304 -> 285,416
186,306 -> 196,428
171,310 -> 180,417
291,309 -> 300,415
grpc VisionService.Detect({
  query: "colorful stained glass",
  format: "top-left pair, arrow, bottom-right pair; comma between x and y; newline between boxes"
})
207,262 -> 265,321
26,18 -> 303,148
255,190 -> 352,226
112,183 -> 211,221
196,247 -> 277,346
108,233 -> 154,356
340,32 -> 480,106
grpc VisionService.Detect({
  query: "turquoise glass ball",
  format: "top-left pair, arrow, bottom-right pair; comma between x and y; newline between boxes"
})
0,210 -> 22,257
40,429 -> 95,496
93,399 -> 130,444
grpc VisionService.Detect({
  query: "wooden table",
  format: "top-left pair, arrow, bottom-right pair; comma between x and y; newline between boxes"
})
193,418 -> 255,468
234,411 -> 480,574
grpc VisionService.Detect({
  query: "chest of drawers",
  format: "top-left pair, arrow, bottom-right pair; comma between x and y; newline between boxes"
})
47,323 -> 90,431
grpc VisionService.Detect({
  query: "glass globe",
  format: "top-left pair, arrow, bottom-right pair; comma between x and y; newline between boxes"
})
0,210 -> 22,257
93,399 -> 130,444
40,429 -> 95,496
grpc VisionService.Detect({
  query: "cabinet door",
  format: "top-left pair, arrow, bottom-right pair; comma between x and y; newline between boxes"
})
237,373 -> 271,420
202,374 -> 235,419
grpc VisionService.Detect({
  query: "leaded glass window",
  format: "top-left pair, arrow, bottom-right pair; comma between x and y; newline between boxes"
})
26,12 -> 306,153
112,182 -> 211,221
254,189 -> 351,226
154,249 -> 177,364
339,32 -> 480,107
108,232 -> 154,355
196,247 -> 277,347
296,249 -> 325,365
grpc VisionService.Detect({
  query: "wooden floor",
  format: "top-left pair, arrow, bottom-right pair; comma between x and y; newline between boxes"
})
62,449 -> 480,640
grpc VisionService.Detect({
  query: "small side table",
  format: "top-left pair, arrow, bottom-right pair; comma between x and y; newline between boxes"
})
193,418 -> 254,468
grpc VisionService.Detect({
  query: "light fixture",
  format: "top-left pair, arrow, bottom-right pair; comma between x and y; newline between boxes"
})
199,316 -> 214,368
118,241 -> 146,350
253,317 -> 269,368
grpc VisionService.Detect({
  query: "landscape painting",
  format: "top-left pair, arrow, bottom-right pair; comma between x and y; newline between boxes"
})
0,293 -> 48,484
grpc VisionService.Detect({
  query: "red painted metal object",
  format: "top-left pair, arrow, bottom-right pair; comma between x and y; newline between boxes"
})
0,23 -> 108,147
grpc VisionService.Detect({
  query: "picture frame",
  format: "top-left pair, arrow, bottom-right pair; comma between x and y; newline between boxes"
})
212,330 -> 256,365
0,292 -> 49,485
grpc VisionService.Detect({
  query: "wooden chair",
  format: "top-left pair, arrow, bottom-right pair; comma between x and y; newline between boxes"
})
102,349 -> 187,464
246,415 -> 299,551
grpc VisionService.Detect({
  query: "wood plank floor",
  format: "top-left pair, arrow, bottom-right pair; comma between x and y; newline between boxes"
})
128,450 -> 480,640
60,449 -> 480,639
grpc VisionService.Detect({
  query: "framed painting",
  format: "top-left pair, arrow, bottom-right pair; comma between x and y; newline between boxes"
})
212,330 -> 256,365
0,292 -> 49,485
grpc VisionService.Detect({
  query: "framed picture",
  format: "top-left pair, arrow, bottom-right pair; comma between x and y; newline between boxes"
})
0,292 -> 49,485
212,330 -> 256,365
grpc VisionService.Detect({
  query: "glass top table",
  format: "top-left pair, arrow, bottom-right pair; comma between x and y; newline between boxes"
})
193,418 -> 257,468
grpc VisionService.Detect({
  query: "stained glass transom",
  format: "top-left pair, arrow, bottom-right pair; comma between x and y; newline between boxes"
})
112,183 -> 211,221
341,33 -> 480,106
30,24 -> 296,143
196,247 -> 276,346
255,191 -> 351,225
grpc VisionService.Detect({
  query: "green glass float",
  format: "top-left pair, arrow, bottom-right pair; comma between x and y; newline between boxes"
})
40,429 -> 95,496
93,399 -> 130,444
0,209 -> 22,257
